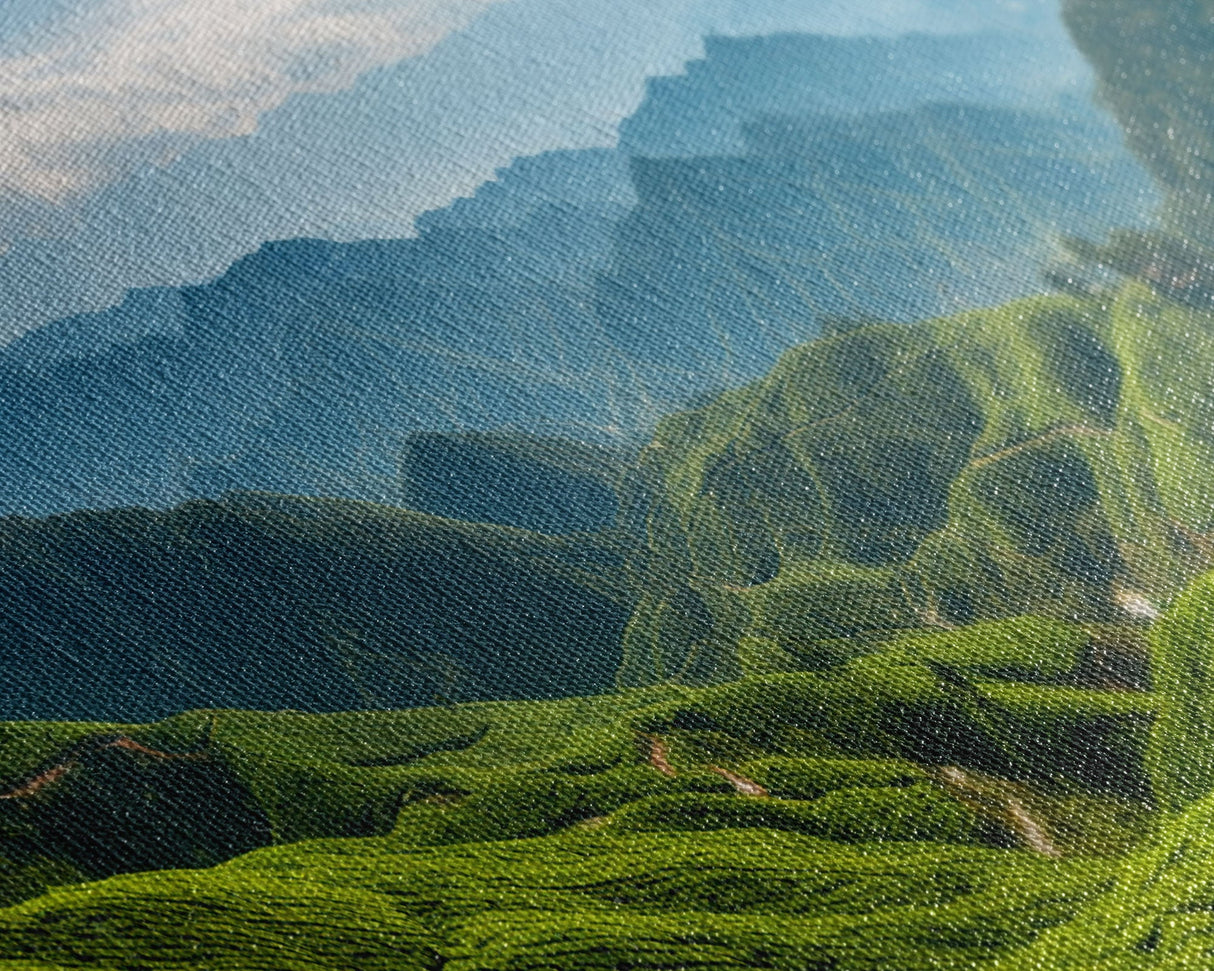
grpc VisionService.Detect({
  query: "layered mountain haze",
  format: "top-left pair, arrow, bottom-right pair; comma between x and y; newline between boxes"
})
397,431 -> 632,534
616,31 -> 1095,158
9,12 -> 1214,967
0,31 -> 1154,516
4,281 -> 1212,720
599,102 -> 1150,401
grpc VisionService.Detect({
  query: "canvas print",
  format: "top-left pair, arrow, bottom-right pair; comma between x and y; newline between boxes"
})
0,0 -> 1212,967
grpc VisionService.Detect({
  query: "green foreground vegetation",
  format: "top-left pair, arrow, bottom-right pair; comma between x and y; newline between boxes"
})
7,283 -> 1214,966
11,284 -> 1214,723
0,589 -> 1207,969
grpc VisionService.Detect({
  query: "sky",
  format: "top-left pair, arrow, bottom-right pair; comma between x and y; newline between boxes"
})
0,0 -> 1091,342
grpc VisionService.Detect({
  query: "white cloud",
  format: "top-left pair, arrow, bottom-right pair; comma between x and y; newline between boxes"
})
0,0 -> 496,203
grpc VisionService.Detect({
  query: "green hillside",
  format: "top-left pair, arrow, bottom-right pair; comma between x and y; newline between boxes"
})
620,283 -> 1214,687
0,606 -> 1165,967
8,282 -> 1214,966
14,560 -> 1214,968
4,283 -> 1213,714
0,492 -> 635,720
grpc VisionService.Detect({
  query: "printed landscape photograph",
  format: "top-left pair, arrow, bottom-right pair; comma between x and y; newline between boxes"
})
0,0 -> 1213,967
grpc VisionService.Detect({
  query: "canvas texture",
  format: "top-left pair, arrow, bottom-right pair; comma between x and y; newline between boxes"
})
0,1 -> 1210,968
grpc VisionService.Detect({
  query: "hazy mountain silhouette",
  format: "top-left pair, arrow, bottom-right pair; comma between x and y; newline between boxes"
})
0,32 -> 1154,516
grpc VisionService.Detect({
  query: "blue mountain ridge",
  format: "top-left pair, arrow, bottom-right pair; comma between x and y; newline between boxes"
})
619,31 -> 1093,157
0,32 -> 1156,516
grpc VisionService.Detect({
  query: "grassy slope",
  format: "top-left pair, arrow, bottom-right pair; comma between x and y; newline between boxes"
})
992,789 -> 1214,970
0,614 -> 1154,850
8,286 -> 1214,966
621,284 -> 1214,686
0,607 -> 1165,968
0,492 -> 635,720
3,285 -> 1210,717
0,830 -> 1116,971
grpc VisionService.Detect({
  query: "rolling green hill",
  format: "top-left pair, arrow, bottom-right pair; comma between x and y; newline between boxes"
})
12,558 -> 1214,967
7,283 -> 1214,718
0,607 -> 1165,966
0,492 -> 635,720
8,282 -> 1214,966
619,283 -> 1214,687
3,282 -> 1214,716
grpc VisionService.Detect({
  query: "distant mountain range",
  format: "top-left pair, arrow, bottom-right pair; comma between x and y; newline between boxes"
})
0,31 -> 1156,517
5,278 -> 1214,718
